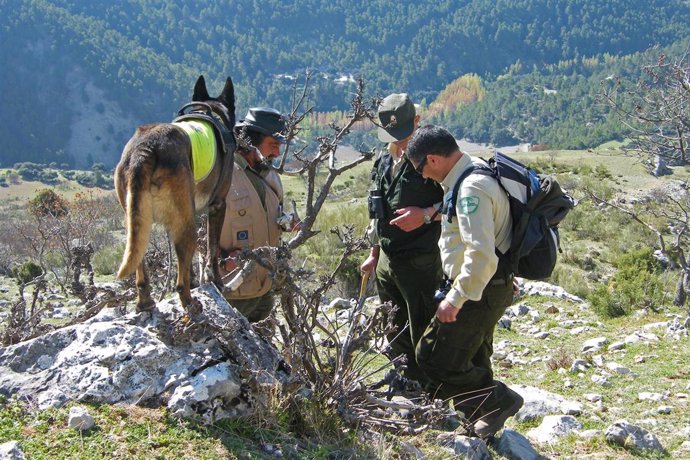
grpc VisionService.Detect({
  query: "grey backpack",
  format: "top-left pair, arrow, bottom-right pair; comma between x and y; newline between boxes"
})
445,152 -> 575,280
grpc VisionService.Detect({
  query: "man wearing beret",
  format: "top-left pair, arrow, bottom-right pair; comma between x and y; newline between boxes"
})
360,94 -> 444,386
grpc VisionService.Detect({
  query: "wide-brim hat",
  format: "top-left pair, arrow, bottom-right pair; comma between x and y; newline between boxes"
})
377,93 -> 416,143
235,107 -> 287,143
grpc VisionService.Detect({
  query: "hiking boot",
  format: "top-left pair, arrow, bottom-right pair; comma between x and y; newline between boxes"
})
473,388 -> 523,439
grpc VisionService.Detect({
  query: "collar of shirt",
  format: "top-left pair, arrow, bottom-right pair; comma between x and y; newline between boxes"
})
235,152 -> 251,170
236,150 -> 272,175
441,152 -> 473,191
391,153 -> 407,176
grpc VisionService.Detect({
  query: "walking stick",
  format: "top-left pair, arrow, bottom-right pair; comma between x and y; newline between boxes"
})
337,270 -> 371,374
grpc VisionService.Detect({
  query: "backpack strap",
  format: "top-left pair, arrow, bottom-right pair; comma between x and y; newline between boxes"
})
443,163 -> 493,223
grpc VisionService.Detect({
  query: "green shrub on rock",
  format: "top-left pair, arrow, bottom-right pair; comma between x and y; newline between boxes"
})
589,247 -> 665,318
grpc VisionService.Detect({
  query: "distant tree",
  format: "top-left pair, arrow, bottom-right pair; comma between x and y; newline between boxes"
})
29,189 -> 68,218
604,44 -> 690,171
427,74 -> 486,118
13,190 -> 115,291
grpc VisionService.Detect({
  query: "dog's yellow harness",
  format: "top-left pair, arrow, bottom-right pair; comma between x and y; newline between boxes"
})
173,120 -> 217,182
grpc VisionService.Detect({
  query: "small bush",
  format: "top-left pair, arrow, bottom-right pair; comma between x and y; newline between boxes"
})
74,171 -> 97,188
545,348 -> 575,371
93,243 -> 125,276
589,284 -> 628,318
593,164 -> 613,180
588,247 -> 665,319
37,169 -> 60,185
16,166 -> 40,181
29,189 -> 68,217
11,260 -> 43,284
550,263 -> 591,300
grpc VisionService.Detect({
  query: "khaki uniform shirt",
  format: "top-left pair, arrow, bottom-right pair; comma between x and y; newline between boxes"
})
440,153 -> 512,309
219,155 -> 282,299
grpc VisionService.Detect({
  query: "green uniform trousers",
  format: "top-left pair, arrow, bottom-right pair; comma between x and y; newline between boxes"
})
415,276 -> 514,417
228,292 -> 275,323
376,249 -> 442,384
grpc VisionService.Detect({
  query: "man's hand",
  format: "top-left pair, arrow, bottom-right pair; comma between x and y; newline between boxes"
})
289,215 -> 302,232
221,249 -> 241,272
512,278 -> 520,299
436,299 -> 460,323
390,206 -> 426,232
360,254 -> 378,275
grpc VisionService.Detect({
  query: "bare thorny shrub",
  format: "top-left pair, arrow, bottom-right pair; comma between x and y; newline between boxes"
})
599,45 -> 690,313
1,274 -> 52,346
1,191 -> 134,345
586,186 -> 690,314
603,44 -> 690,171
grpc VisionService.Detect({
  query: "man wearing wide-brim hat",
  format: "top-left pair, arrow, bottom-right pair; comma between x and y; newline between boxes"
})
218,107 -> 298,323
360,93 -> 444,386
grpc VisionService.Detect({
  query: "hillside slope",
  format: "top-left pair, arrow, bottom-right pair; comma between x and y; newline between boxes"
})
1,0 -> 689,167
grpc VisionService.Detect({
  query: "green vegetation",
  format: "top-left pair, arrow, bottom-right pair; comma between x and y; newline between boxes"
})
92,243 -> 124,276
589,248 -> 667,318
11,260 -> 43,284
1,1 -> 689,166
1,147 -> 689,458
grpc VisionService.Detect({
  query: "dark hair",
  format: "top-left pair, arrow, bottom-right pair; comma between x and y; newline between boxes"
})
235,127 -> 267,151
406,125 -> 458,164
245,128 -> 266,147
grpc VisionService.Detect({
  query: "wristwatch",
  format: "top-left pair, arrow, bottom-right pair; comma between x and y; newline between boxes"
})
423,206 -> 439,224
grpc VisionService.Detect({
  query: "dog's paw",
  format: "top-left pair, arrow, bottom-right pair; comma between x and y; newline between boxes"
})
135,298 -> 156,313
186,298 -> 203,316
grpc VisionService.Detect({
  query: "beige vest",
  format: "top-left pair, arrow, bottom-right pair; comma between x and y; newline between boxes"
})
219,164 -> 282,299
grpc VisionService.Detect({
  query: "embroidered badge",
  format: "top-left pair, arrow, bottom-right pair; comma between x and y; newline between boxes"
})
459,196 -> 480,215
237,230 -> 249,241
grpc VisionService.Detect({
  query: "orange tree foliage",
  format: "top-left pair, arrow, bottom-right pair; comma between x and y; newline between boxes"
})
426,74 -> 486,118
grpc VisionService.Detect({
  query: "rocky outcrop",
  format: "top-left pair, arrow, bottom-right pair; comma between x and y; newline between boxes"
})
0,284 -> 291,424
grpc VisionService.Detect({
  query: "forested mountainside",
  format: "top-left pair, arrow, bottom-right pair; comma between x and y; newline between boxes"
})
429,39 -> 690,148
1,0 -> 689,167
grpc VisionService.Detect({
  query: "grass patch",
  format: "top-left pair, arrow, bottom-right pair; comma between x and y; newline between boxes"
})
2,150 -> 690,458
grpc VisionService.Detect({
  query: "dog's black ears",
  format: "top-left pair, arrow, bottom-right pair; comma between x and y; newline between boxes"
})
192,75 -> 210,102
218,77 -> 235,110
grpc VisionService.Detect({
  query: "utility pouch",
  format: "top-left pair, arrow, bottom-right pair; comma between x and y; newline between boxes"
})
368,190 -> 385,219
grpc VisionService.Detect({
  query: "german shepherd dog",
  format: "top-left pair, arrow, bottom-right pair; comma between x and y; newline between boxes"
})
115,75 -> 236,314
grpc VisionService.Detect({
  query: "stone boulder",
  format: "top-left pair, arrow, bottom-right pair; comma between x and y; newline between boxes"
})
0,284 -> 291,424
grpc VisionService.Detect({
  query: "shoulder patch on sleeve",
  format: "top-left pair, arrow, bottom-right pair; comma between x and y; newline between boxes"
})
459,196 -> 480,215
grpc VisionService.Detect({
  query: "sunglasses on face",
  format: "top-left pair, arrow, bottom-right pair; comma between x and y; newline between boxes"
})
414,155 -> 428,175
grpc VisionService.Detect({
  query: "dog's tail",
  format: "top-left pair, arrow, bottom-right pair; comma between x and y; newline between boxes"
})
117,166 -> 153,279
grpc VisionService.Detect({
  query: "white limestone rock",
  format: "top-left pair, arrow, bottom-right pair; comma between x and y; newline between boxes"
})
0,441 -> 26,460
582,337 -> 608,353
522,281 -> 585,303
451,435 -> 491,460
527,415 -> 582,444
494,429 -> 540,460
0,284 -> 290,423
511,384 -> 582,422
605,419 -> 664,453
68,406 -> 95,431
